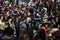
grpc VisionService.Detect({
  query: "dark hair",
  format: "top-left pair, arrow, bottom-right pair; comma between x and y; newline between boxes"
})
41,23 -> 46,27
58,26 -> 60,30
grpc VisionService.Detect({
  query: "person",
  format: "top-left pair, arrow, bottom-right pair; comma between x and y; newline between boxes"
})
3,22 -> 14,36
0,16 -> 5,30
52,25 -> 60,40
36,24 -> 48,40
26,17 -> 33,40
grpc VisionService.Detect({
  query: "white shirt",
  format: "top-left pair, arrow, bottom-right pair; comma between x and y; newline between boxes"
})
0,20 -> 4,30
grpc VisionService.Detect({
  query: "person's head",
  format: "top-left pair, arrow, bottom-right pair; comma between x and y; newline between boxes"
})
0,16 -> 4,21
26,17 -> 31,23
27,12 -> 31,16
7,11 -> 10,16
8,18 -> 12,24
41,23 -> 48,28
45,23 -> 48,28
58,24 -> 60,30
41,23 -> 46,27
41,8 -> 44,12
21,17 -> 26,22
18,16 -> 21,19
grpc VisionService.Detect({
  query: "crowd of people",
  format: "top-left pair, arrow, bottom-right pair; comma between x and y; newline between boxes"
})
0,0 -> 60,40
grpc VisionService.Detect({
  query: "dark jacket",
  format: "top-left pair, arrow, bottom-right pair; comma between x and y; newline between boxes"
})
35,28 -> 46,40
38,29 -> 46,40
53,30 -> 60,40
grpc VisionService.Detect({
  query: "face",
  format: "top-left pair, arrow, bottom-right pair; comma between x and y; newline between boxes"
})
1,16 -> 3,20
18,16 -> 21,19
7,11 -> 10,16
46,24 -> 48,28
37,13 -> 40,16
26,17 -> 31,23
28,12 -> 31,16
9,18 -> 12,22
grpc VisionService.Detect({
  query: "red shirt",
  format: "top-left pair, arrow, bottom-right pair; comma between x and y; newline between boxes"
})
11,6 -> 15,11
41,2 -> 46,7
0,2 -> 3,6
